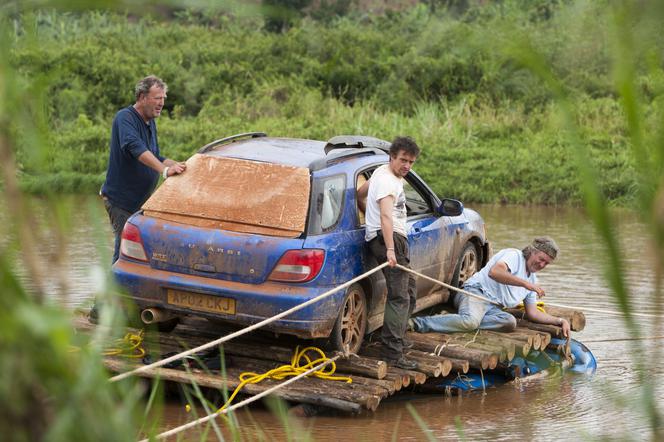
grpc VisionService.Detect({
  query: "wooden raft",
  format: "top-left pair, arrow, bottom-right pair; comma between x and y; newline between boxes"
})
74,305 -> 584,414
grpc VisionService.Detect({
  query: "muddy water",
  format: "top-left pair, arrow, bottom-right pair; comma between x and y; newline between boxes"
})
7,200 -> 662,440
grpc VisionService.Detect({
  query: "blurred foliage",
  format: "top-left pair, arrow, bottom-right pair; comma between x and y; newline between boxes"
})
5,0 -> 653,205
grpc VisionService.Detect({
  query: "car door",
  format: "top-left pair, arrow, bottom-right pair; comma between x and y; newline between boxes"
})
403,172 -> 462,306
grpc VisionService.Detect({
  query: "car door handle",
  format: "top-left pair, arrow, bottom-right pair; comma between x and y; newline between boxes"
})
193,263 -> 216,273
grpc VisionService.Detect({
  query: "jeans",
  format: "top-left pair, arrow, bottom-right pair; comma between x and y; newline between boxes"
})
368,232 -> 416,360
104,198 -> 133,264
412,286 -> 516,333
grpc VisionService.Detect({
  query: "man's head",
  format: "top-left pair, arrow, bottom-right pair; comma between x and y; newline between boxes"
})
388,136 -> 420,178
522,236 -> 559,273
134,75 -> 168,122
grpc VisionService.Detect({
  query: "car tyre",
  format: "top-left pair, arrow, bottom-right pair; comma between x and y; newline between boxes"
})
329,283 -> 367,354
452,242 -> 479,288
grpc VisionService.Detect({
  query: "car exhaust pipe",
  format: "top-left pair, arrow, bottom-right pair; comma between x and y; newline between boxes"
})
141,308 -> 176,325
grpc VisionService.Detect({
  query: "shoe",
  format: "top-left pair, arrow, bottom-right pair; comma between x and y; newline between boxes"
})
393,357 -> 418,371
407,318 -> 416,332
403,339 -> 414,349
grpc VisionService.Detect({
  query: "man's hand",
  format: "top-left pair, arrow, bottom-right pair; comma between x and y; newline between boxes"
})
524,281 -> 545,298
560,318 -> 570,338
386,249 -> 397,267
166,161 -> 186,176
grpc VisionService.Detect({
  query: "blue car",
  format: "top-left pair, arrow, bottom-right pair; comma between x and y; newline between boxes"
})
113,133 -> 490,353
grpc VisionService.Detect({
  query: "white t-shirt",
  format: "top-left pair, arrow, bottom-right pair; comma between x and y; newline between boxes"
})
365,164 -> 408,241
464,248 -> 537,308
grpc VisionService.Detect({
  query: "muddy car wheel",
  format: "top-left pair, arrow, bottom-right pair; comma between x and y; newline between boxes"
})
452,242 -> 479,288
330,283 -> 367,354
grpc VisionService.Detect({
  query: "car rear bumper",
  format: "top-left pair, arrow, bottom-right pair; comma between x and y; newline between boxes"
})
113,259 -> 343,338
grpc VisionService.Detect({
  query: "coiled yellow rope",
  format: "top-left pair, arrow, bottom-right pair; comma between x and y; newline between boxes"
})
101,330 -> 146,358
215,346 -> 351,412
516,301 -> 547,313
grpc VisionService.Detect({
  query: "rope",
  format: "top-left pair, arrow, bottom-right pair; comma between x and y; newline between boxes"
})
138,354 -> 341,442
102,330 -> 146,359
395,263 -> 664,319
516,301 -> 546,313
110,261 -> 389,383
581,335 -> 664,343
395,264 -> 502,307
215,346 -> 350,413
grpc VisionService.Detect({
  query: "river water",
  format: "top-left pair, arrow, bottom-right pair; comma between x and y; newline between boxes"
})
6,198 -> 662,440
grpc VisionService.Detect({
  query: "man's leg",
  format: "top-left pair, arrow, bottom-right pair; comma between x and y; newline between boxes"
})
478,306 -> 517,331
104,199 -> 132,264
369,234 -> 417,369
411,292 -> 490,333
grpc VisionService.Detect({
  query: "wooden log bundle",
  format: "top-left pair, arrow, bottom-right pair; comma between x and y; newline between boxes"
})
405,332 -> 499,370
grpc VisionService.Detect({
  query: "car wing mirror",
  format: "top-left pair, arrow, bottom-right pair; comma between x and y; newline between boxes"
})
436,198 -> 464,217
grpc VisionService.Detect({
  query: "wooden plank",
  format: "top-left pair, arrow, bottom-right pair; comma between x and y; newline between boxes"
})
142,155 -> 310,238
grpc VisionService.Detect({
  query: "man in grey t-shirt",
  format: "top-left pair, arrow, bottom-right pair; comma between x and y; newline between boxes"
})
410,237 -> 571,337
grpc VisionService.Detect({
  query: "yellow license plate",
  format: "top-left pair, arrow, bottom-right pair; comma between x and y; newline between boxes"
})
167,289 -> 236,315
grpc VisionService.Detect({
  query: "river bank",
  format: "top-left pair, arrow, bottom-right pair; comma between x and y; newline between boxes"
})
10,3 -> 643,205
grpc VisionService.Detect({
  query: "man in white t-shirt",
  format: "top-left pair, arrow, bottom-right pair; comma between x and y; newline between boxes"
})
410,237 -> 570,338
358,136 -> 421,370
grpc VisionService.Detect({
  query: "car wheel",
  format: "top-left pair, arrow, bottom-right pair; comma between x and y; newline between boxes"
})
330,283 -> 367,354
452,242 -> 479,288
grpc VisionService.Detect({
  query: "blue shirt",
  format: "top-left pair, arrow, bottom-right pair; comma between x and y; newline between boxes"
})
101,106 -> 165,213
464,248 -> 537,308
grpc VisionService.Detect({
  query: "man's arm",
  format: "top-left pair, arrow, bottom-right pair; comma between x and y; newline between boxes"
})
357,180 -> 369,213
378,195 -> 397,267
138,151 -> 186,177
488,261 -> 545,297
524,303 -> 570,338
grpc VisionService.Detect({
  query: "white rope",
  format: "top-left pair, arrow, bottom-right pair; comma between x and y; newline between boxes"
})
581,335 -> 664,343
109,261 -> 389,382
395,263 -> 664,319
395,264 -> 502,306
138,355 -> 340,442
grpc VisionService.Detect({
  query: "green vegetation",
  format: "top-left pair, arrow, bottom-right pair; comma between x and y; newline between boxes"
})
8,1 -> 657,204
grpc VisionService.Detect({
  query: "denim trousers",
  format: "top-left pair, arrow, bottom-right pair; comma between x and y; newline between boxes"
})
412,286 -> 516,333
368,232 -> 416,360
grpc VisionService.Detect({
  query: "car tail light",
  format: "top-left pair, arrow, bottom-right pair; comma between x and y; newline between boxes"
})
120,223 -> 148,262
268,249 -> 325,282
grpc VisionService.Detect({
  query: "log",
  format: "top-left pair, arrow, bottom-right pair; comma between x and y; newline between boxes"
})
477,331 -> 531,358
359,346 -> 441,377
505,306 -> 585,331
405,332 -> 496,370
461,340 -> 515,362
383,371 -> 409,390
219,341 -> 387,380
516,320 -> 564,339
104,358 -> 365,413
388,366 -> 427,385
509,328 -> 544,350
405,350 -> 453,377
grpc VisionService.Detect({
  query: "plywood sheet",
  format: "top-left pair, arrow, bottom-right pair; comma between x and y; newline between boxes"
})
142,154 -> 310,237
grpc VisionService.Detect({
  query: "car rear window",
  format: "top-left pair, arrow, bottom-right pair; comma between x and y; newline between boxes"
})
142,154 -> 311,238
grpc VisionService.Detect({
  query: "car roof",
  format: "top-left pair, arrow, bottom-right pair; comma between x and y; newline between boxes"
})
200,133 -> 389,171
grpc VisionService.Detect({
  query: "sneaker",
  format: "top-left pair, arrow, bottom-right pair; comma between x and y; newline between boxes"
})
407,318 -> 416,332
394,357 -> 418,371
403,338 -> 414,349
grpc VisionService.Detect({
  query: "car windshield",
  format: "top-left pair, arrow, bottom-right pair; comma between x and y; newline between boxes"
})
142,154 -> 311,238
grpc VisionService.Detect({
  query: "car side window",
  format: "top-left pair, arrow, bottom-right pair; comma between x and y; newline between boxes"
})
404,179 -> 433,217
320,175 -> 345,231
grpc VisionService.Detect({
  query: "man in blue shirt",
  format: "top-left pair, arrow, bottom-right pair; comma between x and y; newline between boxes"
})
101,75 -> 186,264
410,237 -> 570,338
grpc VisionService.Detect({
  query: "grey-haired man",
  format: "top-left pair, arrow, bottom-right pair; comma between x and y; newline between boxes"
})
410,237 -> 570,338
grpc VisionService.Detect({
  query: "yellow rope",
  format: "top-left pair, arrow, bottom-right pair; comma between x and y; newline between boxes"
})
516,301 -> 546,313
101,330 -> 146,359
213,346 -> 351,413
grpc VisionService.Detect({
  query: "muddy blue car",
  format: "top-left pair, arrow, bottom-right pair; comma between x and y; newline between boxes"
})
113,133 -> 490,352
